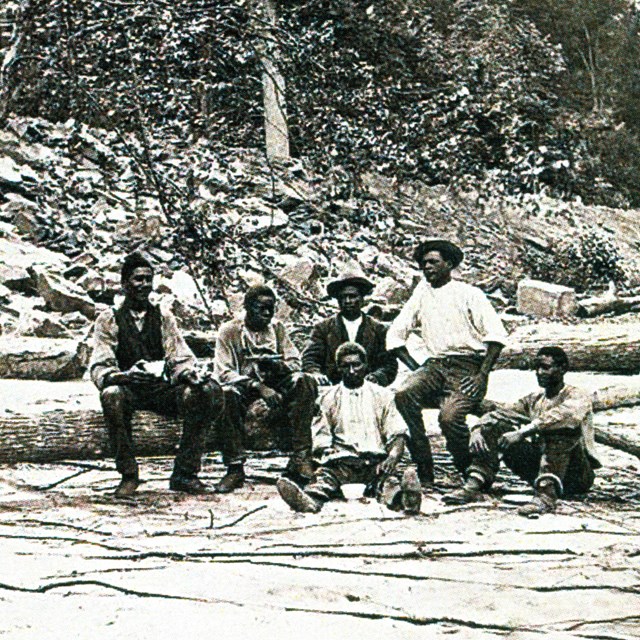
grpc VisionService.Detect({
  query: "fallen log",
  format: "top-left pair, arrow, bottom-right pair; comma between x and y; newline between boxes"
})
576,295 -> 640,319
500,321 -> 640,373
0,379 -> 640,464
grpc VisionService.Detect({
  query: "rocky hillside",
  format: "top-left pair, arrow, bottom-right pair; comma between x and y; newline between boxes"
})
0,115 -> 639,379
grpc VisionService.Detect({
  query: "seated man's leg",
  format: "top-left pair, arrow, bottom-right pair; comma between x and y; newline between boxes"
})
170,381 -> 222,494
277,457 -> 364,513
444,419 -> 536,504
276,372 -> 318,481
379,467 -> 422,515
438,358 -> 487,476
100,385 -> 138,496
394,364 -> 444,484
518,433 -> 585,517
215,386 -> 249,493
563,443 -> 596,497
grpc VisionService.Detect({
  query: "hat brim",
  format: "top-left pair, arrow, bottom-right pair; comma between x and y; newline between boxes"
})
413,240 -> 464,268
327,277 -> 375,298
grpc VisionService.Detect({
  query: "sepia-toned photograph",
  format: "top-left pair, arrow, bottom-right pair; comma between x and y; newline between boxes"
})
0,1 -> 639,638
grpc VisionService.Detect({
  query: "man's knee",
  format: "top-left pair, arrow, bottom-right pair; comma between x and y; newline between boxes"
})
292,372 -> 318,398
100,385 -> 127,410
181,381 -> 222,413
394,376 -> 424,411
438,402 -> 467,434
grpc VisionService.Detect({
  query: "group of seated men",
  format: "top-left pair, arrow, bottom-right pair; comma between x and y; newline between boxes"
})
89,239 -> 601,518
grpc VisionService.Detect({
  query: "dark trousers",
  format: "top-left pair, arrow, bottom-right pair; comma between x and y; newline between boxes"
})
395,355 -> 484,480
100,380 -> 221,480
305,456 -> 403,509
220,371 -> 317,464
468,420 -> 595,496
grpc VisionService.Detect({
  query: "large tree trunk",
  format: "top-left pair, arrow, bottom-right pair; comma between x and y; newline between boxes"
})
500,321 -> 640,373
253,0 -> 290,161
1,379 -> 640,464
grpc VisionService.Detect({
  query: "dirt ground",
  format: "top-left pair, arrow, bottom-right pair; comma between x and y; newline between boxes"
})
1,371 -> 639,640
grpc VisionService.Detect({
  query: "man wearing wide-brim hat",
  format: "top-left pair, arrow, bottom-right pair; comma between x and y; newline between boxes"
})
387,239 -> 508,485
302,262 -> 397,387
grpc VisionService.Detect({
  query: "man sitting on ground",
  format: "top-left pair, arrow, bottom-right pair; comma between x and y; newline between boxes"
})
277,342 -> 422,515
302,264 -> 397,387
214,284 -> 317,490
443,346 -> 601,517
90,251 -> 221,498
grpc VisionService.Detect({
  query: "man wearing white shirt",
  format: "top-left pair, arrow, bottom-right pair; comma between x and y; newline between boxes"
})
387,239 -> 508,485
277,342 -> 421,514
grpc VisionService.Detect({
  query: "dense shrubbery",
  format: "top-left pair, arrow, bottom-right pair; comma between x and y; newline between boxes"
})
521,227 -> 627,292
2,0 -> 639,205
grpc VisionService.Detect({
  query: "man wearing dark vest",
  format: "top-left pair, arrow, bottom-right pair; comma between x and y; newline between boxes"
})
302,264 -> 397,387
90,252 -> 221,498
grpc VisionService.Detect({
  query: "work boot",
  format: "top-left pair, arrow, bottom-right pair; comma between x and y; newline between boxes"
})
169,476 -> 210,495
215,465 -> 245,494
442,476 -> 484,505
401,468 -> 422,515
277,477 -> 321,513
114,476 -> 139,499
518,493 -> 556,518
285,454 -> 315,485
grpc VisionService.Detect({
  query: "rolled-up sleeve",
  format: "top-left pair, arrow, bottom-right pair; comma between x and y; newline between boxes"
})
531,389 -> 592,433
161,309 -> 196,385
386,284 -> 422,350
469,288 -> 508,346
380,395 -> 408,444
89,310 -> 120,391
214,322 -> 245,385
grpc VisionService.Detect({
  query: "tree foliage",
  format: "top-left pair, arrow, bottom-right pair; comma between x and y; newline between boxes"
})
2,0 -> 640,205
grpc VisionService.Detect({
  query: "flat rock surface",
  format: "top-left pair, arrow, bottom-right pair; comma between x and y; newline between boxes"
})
0,371 -> 639,639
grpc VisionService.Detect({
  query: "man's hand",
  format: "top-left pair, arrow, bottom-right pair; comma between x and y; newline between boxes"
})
311,372 -> 331,386
377,452 -> 400,476
109,362 -> 156,386
179,369 -> 205,387
258,384 -> 283,409
498,430 -> 525,452
365,373 -> 379,384
460,372 -> 488,400
469,429 -> 489,456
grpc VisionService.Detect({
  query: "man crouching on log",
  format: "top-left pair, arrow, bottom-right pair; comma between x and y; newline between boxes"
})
277,343 -> 422,515
444,346 -> 601,517
90,251 -> 221,498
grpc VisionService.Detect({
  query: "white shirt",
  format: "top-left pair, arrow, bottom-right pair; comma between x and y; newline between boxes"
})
341,315 -> 362,342
386,279 -> 508,362
313,381 -> 407,462
129,308 -> 147,332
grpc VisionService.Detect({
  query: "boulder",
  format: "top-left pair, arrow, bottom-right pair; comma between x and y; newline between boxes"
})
0,337 -> 86,380
371,276 -> 409,305
277,255 -> 320,292
17,310 -> 70,339
30,266 -> 97,319
516,279 -> 577,318
232,197 -> 289,234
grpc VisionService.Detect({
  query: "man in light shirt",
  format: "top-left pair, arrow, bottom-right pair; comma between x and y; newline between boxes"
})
214,284 -> 317,491
277,342 -> 421,515
90,252 -> 221,498
444,346 -> 601,517
387,239 -> 508,485
302,264 -> 397,387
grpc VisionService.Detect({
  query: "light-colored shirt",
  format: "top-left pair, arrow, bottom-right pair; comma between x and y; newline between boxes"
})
475,384 -> 600,466
386,279 -> 508,361
313,380 -> 407,462
341,315 -> 362,342
214,318 -> 301,385
89,302 -> 195,390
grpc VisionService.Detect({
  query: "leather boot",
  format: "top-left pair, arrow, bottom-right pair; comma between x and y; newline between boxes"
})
215,465 -> 245,494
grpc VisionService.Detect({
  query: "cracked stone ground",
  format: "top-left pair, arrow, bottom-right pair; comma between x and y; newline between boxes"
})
2,446 -> 639,639
1,371 -> 640,639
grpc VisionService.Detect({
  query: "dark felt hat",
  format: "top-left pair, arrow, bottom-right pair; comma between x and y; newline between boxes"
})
326,263 -> 375,298
413,238 -> 464,268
